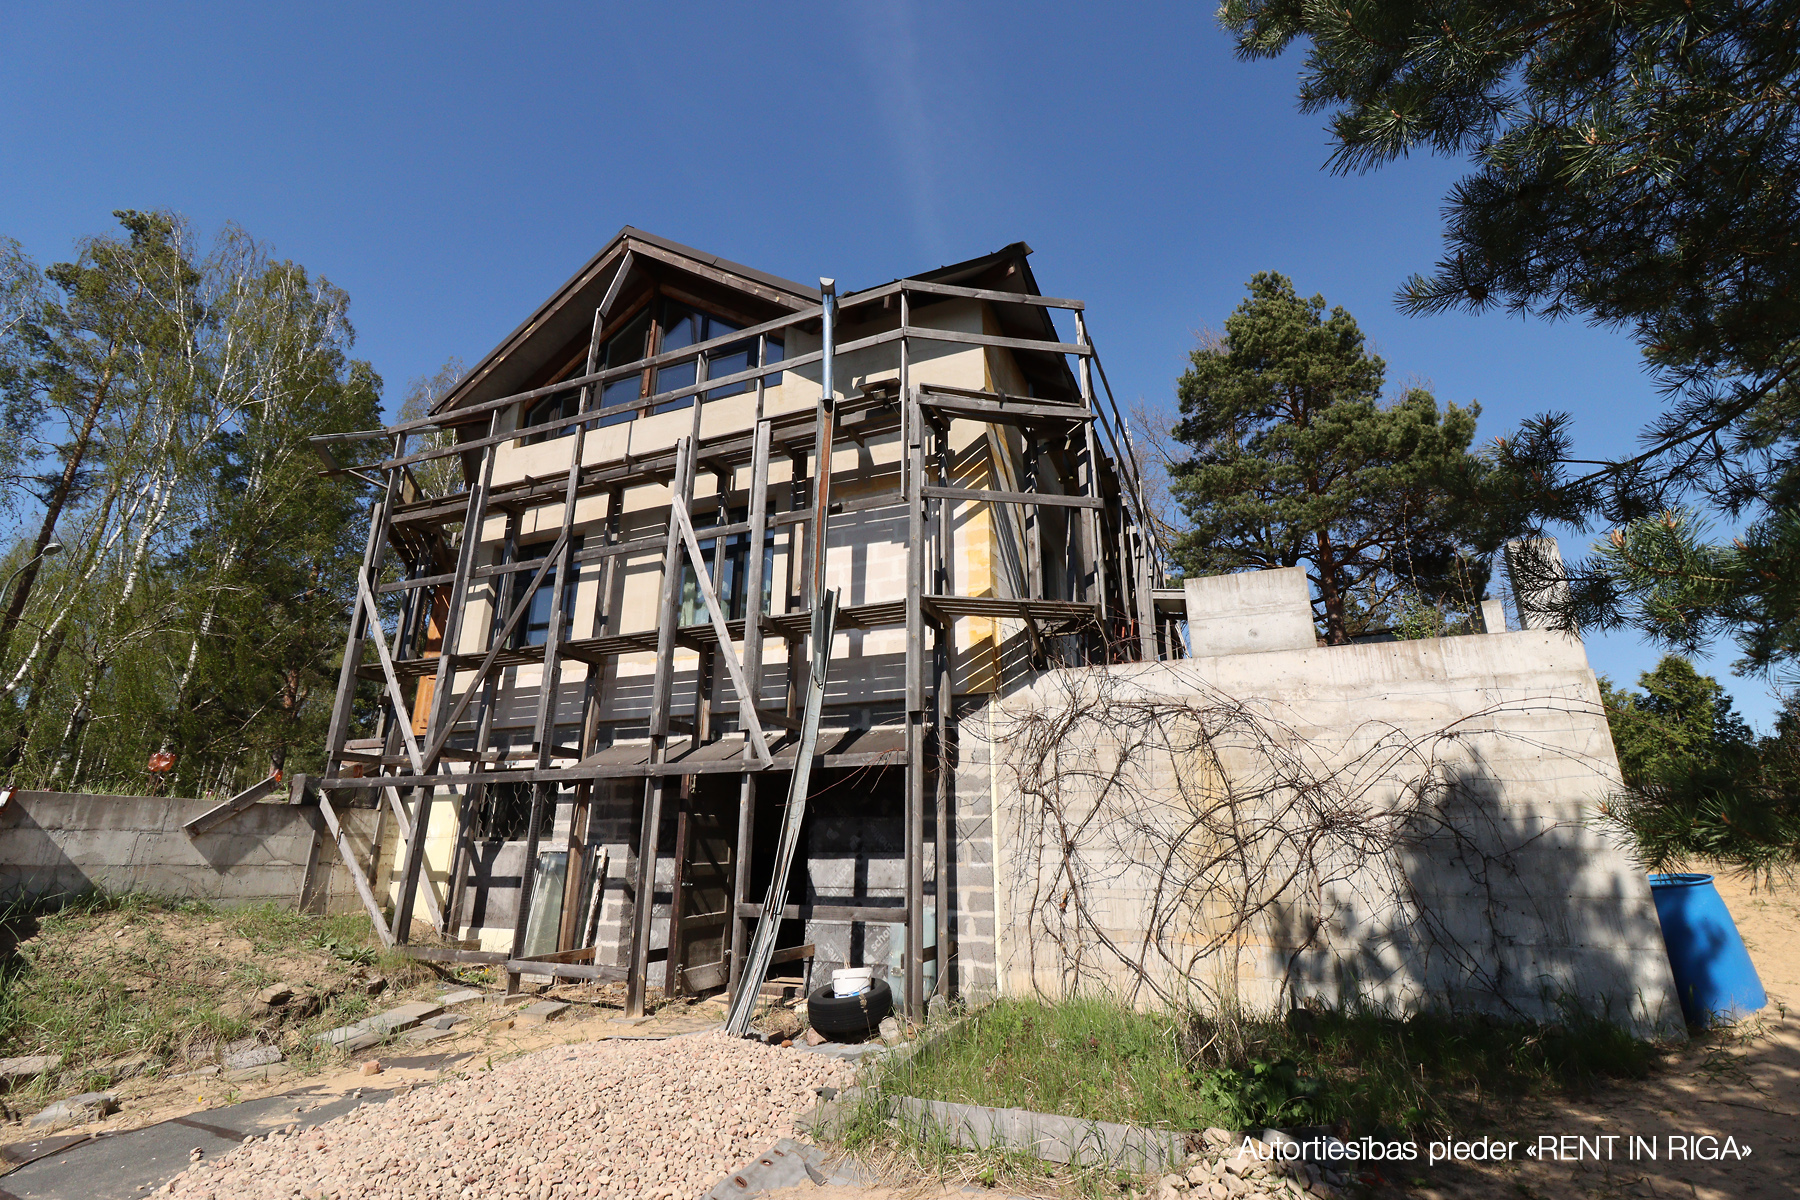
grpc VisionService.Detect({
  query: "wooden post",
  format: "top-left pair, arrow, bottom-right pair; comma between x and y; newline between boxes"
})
627,437 -> 695,1016
1073,312 -> 1109,649
393,415 -> 498,942
666,806 -> 690,997
728,415 -> 773,995
509,389 -> 591,974
932,407 -> 953,1002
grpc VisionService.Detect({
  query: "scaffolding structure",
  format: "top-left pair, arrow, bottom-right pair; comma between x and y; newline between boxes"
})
310,239 -> 1169,1018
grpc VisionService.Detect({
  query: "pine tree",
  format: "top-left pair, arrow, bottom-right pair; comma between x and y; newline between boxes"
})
1170,273 -> 1490,643
1218,0 -> 1800,682
1600,655 -> 1754,786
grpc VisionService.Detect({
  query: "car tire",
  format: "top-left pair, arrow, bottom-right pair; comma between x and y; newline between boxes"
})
806,978 -> 893,1037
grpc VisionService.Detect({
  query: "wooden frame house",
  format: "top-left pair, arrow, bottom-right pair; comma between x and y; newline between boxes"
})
311,228 -> 1173,1017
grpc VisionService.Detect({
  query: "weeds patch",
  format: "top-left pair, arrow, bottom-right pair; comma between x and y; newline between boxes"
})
0,893 -> 439,1105
859,996 -> 1659,1144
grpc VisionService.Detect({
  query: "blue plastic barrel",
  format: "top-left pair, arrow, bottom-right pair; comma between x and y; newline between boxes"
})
1647,873 -> 1767,1027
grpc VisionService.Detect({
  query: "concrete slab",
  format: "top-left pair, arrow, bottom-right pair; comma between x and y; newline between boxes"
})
515,1001 -> 569,1025
222,1044 -> 283,1071
363,1001 -> 442,1033
223,1062 -> 292,1084
399,1027 -> 456,1046
0,1055 -> 59,1084
435,988 -> 485,1007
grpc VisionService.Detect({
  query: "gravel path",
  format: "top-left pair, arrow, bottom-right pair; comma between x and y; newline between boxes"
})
163,1032 -> 857,1200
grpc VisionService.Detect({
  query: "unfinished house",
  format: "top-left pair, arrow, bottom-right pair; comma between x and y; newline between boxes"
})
311,228 -> 1174,1017
311,228 -> 1679,1034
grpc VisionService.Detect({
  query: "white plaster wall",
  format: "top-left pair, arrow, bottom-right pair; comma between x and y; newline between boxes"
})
391,298 -> 1041,926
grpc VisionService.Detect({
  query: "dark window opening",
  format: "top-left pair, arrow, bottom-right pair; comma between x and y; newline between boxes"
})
509,538 -> 583,648
521,298 -> 782,435
679,510 -> 774,626
473,781 -> 533,842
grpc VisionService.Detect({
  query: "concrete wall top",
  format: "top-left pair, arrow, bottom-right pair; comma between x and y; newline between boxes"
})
1182,567 -> 1318,657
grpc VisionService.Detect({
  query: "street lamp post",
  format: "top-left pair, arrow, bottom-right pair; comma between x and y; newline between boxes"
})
1,537 -> 64,606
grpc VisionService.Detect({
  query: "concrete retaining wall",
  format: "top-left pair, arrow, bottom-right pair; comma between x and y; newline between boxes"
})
0,790 -> 375,914
985,625 -> 1683,1036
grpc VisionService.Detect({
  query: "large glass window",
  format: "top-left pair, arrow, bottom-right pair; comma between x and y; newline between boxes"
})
596,308 -> 653,428
509,538 -> 582,648
521,297 -> 782,436
679,511 -> 774,626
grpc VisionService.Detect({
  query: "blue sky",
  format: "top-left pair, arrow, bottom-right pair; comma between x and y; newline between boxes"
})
0,2 -> 1779,727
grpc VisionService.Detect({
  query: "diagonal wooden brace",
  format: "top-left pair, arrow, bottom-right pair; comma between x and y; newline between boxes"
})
316,786 -> 396,948
671,502 -> 772,763
416,528 -> 569,774
357,574 -> 425,771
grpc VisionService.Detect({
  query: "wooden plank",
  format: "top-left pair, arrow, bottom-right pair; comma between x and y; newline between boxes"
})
666,807 -> 690,997
399,946 -> 509,965
895,278 -> 1084,311
357,575 -> 425,771
736,902 -> 907,924
520,946 -> 597,965
768,942 -> 816,966
922,485 -> 1103,510
627,437 -> 695,1017
896,325 -> 1090,357
182,773 -> 283,836
316,789 -> 395,948
1074,312 -> 1109,628
376,571 -> 456,595
724,590 -> 838,1035
504,959 -> 629,983
915,395 -> 1095,427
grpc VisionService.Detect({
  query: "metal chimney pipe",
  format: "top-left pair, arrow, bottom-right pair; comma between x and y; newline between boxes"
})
809,278 -> 837,607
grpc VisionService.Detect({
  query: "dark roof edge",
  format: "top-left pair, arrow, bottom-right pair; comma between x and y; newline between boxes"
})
432,227 -> 821,415
434,235 -> 1043,417
622,226 -> 821,304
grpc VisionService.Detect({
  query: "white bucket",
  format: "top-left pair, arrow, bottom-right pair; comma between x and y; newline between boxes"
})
831,967 -> 873,998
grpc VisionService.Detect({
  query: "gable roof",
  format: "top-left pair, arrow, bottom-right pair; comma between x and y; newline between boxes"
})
432,227 -> 821,416
433,230 -> 1069,415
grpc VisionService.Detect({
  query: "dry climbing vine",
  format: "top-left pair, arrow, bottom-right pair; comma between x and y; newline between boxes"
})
984,657 -> 1623,1018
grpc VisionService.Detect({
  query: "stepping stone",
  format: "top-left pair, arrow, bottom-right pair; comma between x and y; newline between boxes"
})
515,1001 -> 570,1025
423,1014 -> 469,1030
224,1062 -> 293,1083
315,1024 -> 367,1047
223,1044 -> 284,1071
341,1029 -> 384,1053
401,1026 -> 456,1045
30,1092 -> 115,1126
437,988 -> 485,1007
0,1055 -> 59,1085
362,1001 -> 443,1034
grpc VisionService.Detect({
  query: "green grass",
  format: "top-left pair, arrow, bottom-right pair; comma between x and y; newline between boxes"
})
857,995 -> 1659,1141
0,892 -> 438,1103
